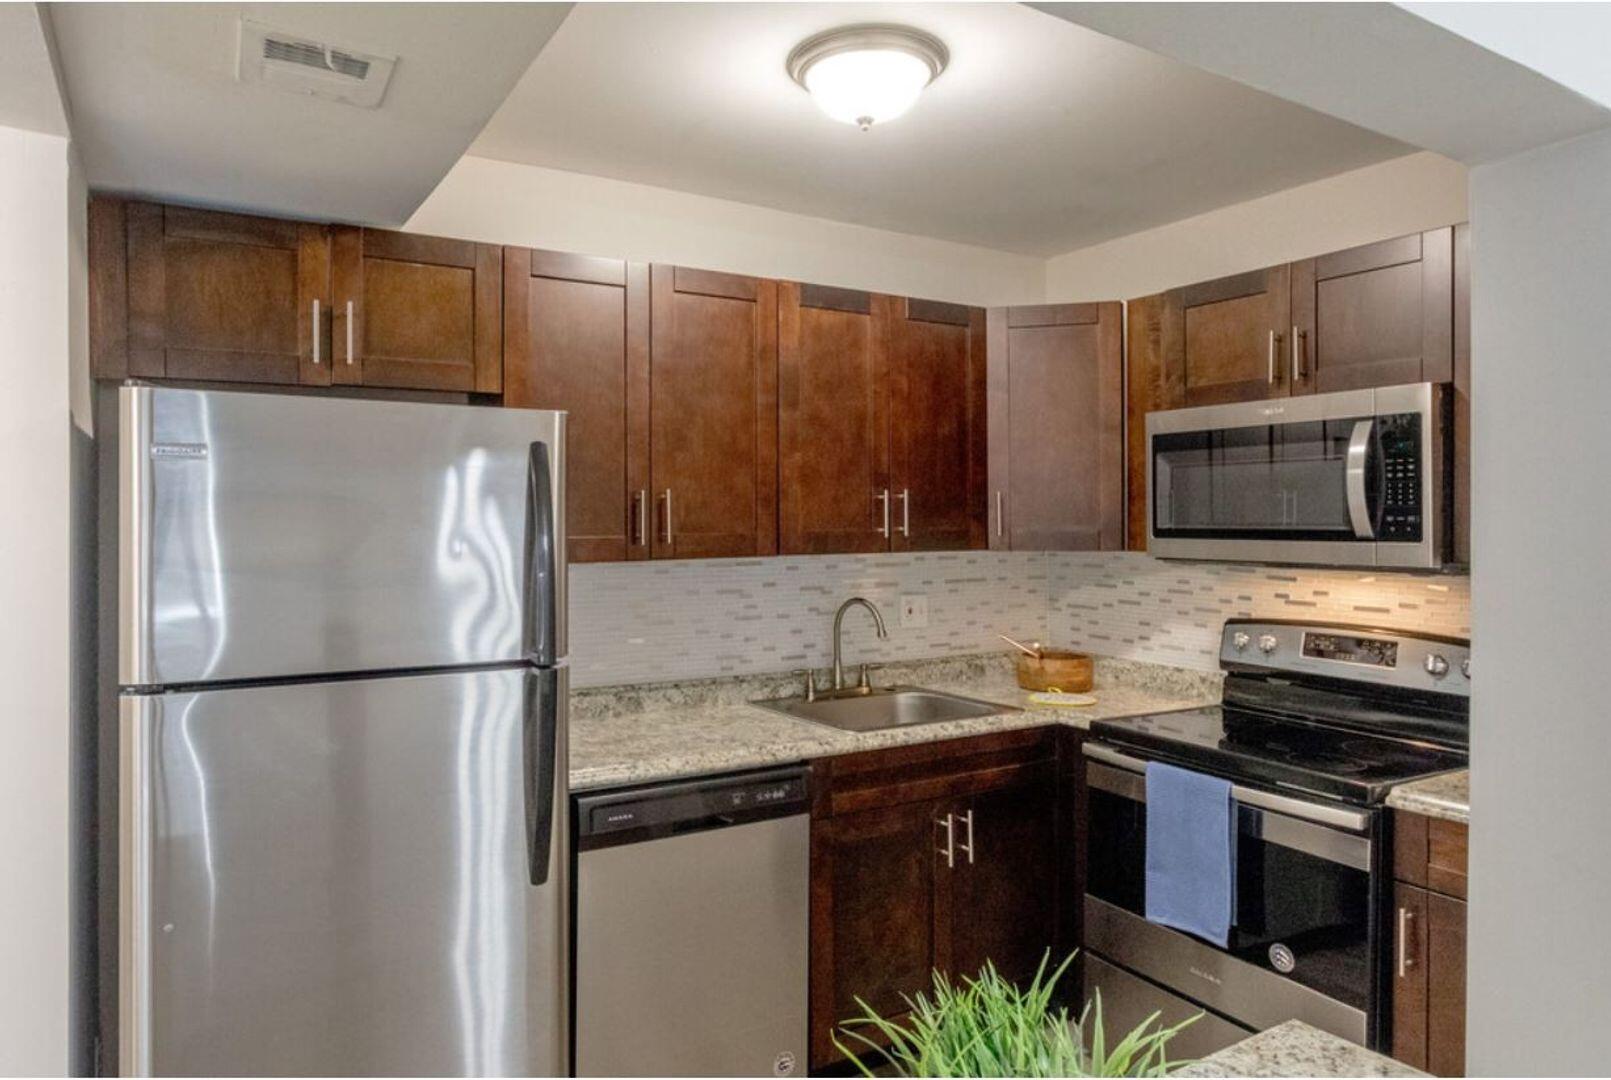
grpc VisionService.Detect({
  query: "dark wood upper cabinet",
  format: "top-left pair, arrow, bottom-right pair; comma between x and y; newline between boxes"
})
986,303 -> 1124,551
888,299 -> 988,551
778,283 -> 892,555
1176,265 -> 1292,405
93,198 -> 331,385
504,249 -> 650,563
648,266 -> 779,559
330,226 -> 502,393
1290,227 -> 1453,394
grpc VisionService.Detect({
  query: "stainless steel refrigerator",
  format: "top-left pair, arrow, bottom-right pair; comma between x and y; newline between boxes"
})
105,385 -> 567,1076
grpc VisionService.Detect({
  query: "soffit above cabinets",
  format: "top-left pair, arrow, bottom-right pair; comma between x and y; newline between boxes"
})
469,2 -> 1412,256
47,2 -> 573,226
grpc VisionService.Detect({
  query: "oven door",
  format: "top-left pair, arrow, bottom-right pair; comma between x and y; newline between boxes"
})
1145,383 -> 1440,568
1082,745 -> 1384,1048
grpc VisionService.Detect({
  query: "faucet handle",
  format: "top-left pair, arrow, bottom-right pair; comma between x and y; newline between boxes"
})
858,663 -> 884,689
793,669 -> 818,702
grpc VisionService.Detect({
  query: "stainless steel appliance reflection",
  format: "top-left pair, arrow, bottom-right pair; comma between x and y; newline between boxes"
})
105,385 -> 568,1076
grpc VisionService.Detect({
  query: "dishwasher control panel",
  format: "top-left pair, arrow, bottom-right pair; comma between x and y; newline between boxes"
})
577,766 -> 810,844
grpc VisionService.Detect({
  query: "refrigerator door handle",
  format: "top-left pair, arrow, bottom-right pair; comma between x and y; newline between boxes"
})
524,441 -> 560,665
524,668 -> 560,887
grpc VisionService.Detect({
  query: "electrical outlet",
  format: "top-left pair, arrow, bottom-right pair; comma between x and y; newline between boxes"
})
900,594 -> 929,628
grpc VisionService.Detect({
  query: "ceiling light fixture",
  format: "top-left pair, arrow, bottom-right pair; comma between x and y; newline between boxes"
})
787,24 -> 949,131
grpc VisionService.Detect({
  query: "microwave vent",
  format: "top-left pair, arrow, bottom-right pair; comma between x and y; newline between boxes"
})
237,20 -> 396,109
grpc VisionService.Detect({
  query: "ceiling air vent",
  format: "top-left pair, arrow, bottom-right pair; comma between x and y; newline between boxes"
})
237,20 -> 397,109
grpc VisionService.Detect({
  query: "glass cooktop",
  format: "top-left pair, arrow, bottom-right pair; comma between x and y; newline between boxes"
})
1090,706 -> 1468,804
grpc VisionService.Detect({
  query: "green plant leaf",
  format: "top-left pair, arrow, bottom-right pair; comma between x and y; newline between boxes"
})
832,950 -> 1200,1078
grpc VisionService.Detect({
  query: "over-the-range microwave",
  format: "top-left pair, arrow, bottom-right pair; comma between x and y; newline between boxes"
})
1146,382 -> 1452,569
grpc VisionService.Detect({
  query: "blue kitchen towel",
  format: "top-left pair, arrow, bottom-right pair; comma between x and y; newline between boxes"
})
1144,761 -> 1237,947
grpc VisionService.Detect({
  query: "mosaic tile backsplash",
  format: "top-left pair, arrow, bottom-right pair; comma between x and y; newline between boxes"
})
1049,552 -> 1471,673
568,552 -> 1051,687
568,551 -> 1471,687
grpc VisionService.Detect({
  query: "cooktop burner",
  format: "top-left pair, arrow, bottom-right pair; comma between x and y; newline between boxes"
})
1090,706 -> 1468,804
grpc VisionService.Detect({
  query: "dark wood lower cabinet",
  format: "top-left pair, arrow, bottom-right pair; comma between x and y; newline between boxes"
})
808,730 -> 1063,1069
1391,811 -> 1468,1077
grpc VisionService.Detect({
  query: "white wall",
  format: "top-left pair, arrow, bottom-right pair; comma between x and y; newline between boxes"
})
1465,126 -> 1611,1076
1044,151 -> 1468,300
406,155 -> 1048,307
0,123 -> 80,1076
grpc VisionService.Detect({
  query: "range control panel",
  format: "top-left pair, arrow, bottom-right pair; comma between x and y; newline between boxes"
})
1221,620 -> 1469,696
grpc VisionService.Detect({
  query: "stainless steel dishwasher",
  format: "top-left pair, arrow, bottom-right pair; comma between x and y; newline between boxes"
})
574,765 -> 810,1078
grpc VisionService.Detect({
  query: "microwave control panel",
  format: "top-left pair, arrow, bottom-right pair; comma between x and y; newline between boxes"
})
1377,412 -> 1422,541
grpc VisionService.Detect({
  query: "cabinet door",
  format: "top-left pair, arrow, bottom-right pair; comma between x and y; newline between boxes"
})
504,249 -> 649,563
331,227 -> 502,392
809,800 -> 943,1069
1176,266 -> 1291,405
1425,892 -> 1467,1077
1291,228 -> 1453,394
986,303 -> 1124,551
889,298 -> 988,551
122,201 -> 329,385
1391,882 -> 1430,1071
940,775 -> 1059,988
648,266 -> 779,559
1123,291 -> 1184,552
778,283 -> 892,554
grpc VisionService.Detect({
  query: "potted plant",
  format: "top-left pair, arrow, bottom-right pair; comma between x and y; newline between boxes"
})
834,953 -> 1197,1078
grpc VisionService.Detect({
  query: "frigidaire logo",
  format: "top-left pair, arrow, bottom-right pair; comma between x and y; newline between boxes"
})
1259,406 -> 1286,417
1188,966 -> 1223,986
150,443 -> 209,459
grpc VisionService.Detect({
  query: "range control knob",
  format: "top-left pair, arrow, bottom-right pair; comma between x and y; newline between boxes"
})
1257,634 -> 1279,655
1232,631 -> 1251,652
1425,653 -> 1450,678
1461,657 -> 1471,679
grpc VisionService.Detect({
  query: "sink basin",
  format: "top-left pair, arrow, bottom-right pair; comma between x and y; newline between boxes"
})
754,685 -> 1017,733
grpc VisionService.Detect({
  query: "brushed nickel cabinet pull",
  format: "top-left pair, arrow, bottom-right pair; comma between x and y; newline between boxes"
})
661,489 -> 673,546
898,488 -> 910,537
344,300 -> 355,365
634,489 -> 648,547
995,490 -> 1004,539
1267,330 -> 1277,384
1290,324 -> 1301,382
1396,906 -> 1417,977
935,813 -> 955,869
957,809 -> 975,865
876,489 -> 890,538
311,299 -> 321,365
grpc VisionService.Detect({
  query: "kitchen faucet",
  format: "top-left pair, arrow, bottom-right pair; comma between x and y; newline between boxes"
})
831,596 -> 888,691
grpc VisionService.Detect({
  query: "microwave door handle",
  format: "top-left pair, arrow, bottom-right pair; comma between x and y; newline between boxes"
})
1346,419 -> 1375,540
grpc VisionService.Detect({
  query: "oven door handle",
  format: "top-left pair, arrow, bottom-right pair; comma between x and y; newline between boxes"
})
1084,756 -> 1372,871
1083,742 -> 1373,833
1345,419 -> 1376,540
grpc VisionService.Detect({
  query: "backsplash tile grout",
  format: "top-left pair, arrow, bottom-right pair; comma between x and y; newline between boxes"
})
568,551 -> 1470,687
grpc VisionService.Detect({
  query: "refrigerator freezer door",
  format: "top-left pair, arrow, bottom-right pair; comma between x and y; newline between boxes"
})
119,385 -> 565,685
120,665 -> 568,1077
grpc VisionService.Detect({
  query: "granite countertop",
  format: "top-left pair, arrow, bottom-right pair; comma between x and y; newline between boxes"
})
1173,1021 -> 1427,1078
569,652 -> 1221,791
1385,769 -> 1470,824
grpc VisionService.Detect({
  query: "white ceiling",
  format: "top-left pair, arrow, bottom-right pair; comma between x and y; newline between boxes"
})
48,2 -> 573,225
1041,2 -> 1611,166
470,2 -> 1414,256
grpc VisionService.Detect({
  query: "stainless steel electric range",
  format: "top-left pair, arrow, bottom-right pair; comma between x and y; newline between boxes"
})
1081,619 -> 1469,1060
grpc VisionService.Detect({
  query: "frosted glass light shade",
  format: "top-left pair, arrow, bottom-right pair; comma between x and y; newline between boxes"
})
788,25 -> 948,131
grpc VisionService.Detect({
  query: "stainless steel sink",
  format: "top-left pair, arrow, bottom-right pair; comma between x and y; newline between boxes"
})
754,685 -> 1017,733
